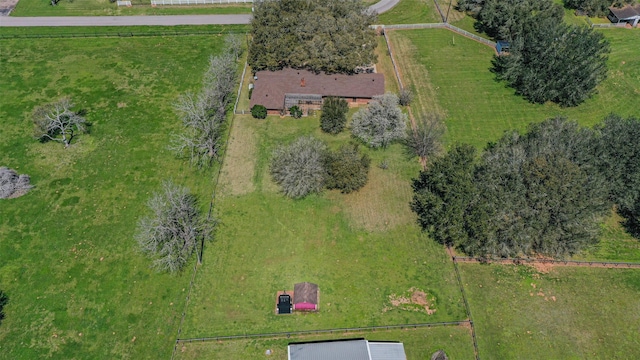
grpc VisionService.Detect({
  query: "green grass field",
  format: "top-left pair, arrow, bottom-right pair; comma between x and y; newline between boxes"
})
0,34 -> 228,358
179,115 -> 466,339
378,0 -> 442,25
174,327 -> 475,359
389,28 -> 640,148
10,0 -> 252,17
460,264 -> 640,359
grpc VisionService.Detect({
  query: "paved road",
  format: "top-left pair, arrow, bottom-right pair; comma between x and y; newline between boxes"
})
0,0 -> 399,27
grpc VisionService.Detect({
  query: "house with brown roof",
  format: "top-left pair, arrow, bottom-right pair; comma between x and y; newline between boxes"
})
249,68 -> 385,115
608,5 -> 640,27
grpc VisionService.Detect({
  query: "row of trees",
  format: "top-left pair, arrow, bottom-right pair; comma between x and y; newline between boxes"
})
270,136 -> 371,198
564,0 -> 636,17
135,37 -> 242,273
249,0 -> 378,74
170,35 -> 243,169
412,115 -> 640,258
458,0 -> 611,107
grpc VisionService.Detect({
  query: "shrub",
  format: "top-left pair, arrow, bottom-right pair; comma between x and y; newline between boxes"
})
325,143 -> 371,193
251,104 -> 267,119
351,93 -> 407,148
289,105 -> 303,119
270,136 -> 327,198
398,88 -> 413,106
0,167 -> 32,199
320,97 -> 349,134
0,290 -> 7,326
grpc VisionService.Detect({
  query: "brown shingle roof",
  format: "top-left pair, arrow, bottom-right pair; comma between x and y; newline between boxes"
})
610,5 -> 640,20
293,282 -> 319,305
250,68 -> 385,110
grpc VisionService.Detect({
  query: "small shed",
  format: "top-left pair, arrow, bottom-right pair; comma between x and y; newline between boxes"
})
608,5 -> 640,27
496,41 -> 510,54
293,282 -> 319,311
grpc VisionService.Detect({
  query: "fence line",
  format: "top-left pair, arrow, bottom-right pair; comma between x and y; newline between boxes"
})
377,23 -> 496,49
449,248 -> 481,360
176,321 -> 469,343
233,61 -> 248,115
151,0 -> 251,5
382,30 -> 403,90
0,29 -> 248,40
453,256 -> 640,268
170,51 -> 245,360
432,0 -> 445,22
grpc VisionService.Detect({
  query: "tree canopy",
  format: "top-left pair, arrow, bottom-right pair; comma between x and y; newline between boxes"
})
270,136 -> 328,198
325,143 -> 371,193
564,0 -> 636,17
351,93 -> 407,148
248,0 -> 377,74
492,17 -> 610,107
412,117 -> 615,259
320,97 -> 349,134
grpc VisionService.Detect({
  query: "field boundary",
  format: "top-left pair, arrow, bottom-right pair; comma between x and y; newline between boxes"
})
0,29 -> 248,40
175,321 -> 469,343
453,255 -> 640,269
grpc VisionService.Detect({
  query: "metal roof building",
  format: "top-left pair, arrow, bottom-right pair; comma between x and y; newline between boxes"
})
288,338 -> 407,360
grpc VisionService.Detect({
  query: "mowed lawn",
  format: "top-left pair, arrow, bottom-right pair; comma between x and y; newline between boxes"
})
378,0 -> 442,25
180,115 -> 467,339
175,327 -> 475,359
10,0 -> 252,17
460,264 -> 640,359
0,34 -> 228,358
389,28 -> 640,148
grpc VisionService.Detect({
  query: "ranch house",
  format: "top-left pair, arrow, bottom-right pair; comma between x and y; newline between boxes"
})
608,5 -> 640,27
249,68 -> 385,115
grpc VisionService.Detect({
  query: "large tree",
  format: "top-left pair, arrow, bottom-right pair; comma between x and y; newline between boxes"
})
492,18 -> 610,107
595,114 -> 640,236
564,0 -> 636,17
351,93 -> 407,148
170,51 -> 238,168
474,0 -> 563,41
412,118 -> 611,258
411,144 -> 477,247
270,136 -> 328,199
249,0 -> 377,74
136,181 -> 214,273
33,98 -> 88,148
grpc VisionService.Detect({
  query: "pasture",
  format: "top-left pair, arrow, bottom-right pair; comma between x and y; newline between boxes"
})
0,33 -> 228,358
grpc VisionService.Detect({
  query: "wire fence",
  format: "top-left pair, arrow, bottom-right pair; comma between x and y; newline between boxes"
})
453,256 -> 640,268
0,29 -> 248,40
170,52 -> 245,360
449,248 -> 481,360
379,23 -> 496,48
176,321 -> 469,343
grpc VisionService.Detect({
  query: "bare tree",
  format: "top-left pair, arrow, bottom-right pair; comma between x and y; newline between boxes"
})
398,88 -> 413,106
33,98 -> 87,148
270,136 -> 327,199
136,181 -> 214,273
0,167 -> 32,199
404,112 -> 446,168
225,34 -> 245,61
170,53 -> 238,169
351,93 -> 407,148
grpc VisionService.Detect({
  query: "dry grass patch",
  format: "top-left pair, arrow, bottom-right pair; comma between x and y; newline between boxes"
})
332,166 -> 414,232
375,36 -> 401,94
387,30 -> 445,120
219,117 -> 258,196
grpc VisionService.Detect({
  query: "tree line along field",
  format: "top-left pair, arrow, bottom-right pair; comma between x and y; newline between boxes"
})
0,34 -> 228,358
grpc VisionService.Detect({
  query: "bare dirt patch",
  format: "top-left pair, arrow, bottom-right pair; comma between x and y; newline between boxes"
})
218,118 -> 257,196
385,287 -> 437,315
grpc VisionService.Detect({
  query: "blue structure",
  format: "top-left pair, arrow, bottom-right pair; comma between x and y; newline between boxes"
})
496,41 -> 510,54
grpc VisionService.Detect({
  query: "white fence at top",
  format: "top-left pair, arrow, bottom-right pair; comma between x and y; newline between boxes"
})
151,0 -> 252,5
